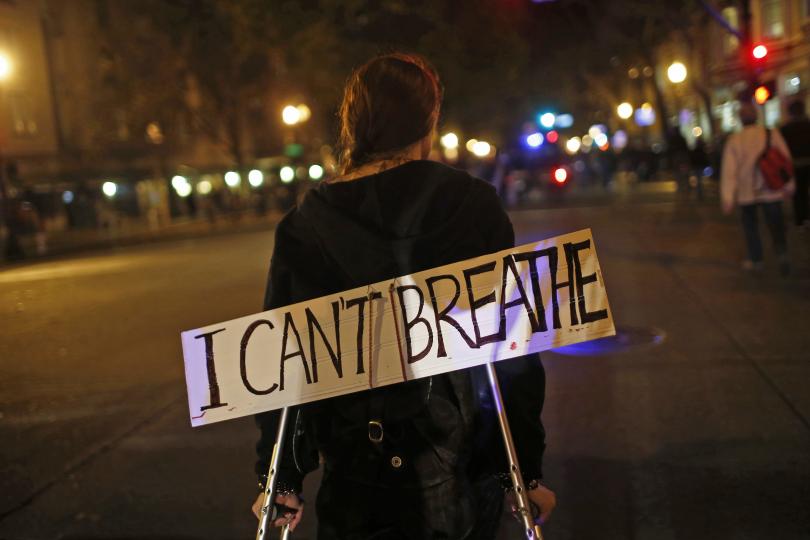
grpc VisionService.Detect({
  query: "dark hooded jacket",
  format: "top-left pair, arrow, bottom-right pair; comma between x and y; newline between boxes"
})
255,160 -> 546,497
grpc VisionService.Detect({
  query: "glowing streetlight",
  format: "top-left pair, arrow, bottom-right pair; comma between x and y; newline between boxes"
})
667,61 -> 687,84
555,114 -> 574,128
296,104 -> 311,122
471,141 -> 492,157
224,171 -> 241,187
309,164 -> 324,180
539,112 -> 556,129
171,175 -> 188,191
565,137 -> 582,154
197,180 -> 213,195
465,139 -> 478,152
635,102 -> 656,126
282,105 -> 301,125
176,183 -> 192,197
102,181 -> 117,198
617,102 -> 634,120
0,51 -> 12,81
526,133 -> 544,148
280,166 -> 295,183
248,169 -> 264,187
440,132 -> 459,149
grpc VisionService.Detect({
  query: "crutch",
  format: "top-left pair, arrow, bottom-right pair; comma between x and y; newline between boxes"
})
256,406 -> 293,540
485,363 -> 545,540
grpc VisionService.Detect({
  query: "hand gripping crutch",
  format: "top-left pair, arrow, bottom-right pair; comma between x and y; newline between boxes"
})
256,406 -> 293,540
485,363 -> 544,540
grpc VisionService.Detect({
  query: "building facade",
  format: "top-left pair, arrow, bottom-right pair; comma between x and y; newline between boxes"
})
707,0 -> 810,130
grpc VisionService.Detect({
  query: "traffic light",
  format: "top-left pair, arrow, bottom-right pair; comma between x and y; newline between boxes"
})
553,167 -> 568,184
754,85 -> 770,104
752,44 -> 768,61
753,80 -> 777,105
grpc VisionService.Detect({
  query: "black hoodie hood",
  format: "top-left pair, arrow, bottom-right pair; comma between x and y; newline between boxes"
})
296,160 -> 508,289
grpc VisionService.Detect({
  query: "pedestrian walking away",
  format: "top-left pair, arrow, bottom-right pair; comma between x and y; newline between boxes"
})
249,53 -> 555,539
780,100 -> 810,229
720,102 -> 795,275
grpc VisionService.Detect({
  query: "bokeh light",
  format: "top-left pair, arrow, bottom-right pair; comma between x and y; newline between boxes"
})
471,141 -> 492,157
280,166 -> 295,183
282,105 -> 301,125
667,61 -> 687,83
0,51 -> 12,80
224,171 -> 241,187
617,102 -> 634,119
197,180 -> 213,195
248,169 -> 264,187
309,164 -> 324,180
102,181 -> 117,197
526,132 -> 544,148
440,132 -> 459,149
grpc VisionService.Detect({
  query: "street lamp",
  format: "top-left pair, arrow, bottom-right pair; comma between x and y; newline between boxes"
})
0,51 -> 12,81
296,104 -> 311,122
280,166 -> 295,183
471,141 -> 492,157
565,137 -> 581,154
102,181 -> 118,198
440,132 -> 459,149
248,169 -> 264,187
617,102 -> 634,120
667,62 -> 687,84
308,164 -> 324,181
224,171 -> 241,187
282,105 -> 301,126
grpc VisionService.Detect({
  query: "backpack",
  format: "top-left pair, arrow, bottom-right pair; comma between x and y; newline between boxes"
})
758,129 -> 794,190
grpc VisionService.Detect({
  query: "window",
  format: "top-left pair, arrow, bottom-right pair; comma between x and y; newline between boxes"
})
783,73 -> 801,95
719,101 -> 740,133
763,98 -> 781,128
8,93 -> 38,137
721,7 -> 740,56
761,0 -> 784,38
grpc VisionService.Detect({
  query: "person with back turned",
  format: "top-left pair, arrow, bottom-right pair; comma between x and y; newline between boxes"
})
780,100 -> 810,230
721,102 -> 794,275
250,53 -> 555,539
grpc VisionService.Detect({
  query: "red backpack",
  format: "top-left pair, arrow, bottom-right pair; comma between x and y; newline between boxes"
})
758,129 -> 794,190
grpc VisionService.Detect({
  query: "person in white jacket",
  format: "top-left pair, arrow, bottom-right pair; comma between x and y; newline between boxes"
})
721,102 -> 795,274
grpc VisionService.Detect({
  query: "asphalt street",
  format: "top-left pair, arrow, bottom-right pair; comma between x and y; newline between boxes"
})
1,192 -> 809,540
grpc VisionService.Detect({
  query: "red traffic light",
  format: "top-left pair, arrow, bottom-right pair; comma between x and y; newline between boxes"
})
752,44 -> 768,60
754,85 -> 771,104
553,167 -> 568,184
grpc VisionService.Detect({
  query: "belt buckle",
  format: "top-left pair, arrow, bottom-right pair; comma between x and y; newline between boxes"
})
368,420 -> 384,443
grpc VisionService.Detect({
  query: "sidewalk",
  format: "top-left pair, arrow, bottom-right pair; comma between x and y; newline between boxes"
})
1,209 -> 285,265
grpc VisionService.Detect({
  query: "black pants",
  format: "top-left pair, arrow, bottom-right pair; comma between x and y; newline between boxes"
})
740,201 -> 787,263
793,166 -> 809,226
315,471 -> 503,540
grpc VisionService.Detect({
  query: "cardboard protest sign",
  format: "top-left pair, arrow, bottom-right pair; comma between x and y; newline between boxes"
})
181,228 -> 614,427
